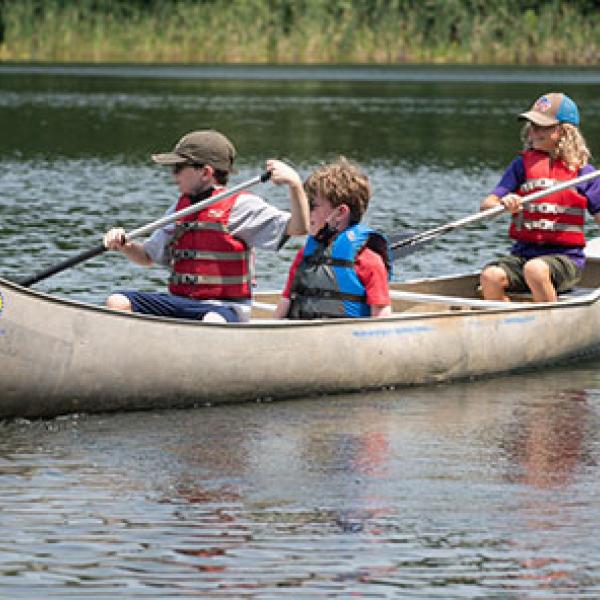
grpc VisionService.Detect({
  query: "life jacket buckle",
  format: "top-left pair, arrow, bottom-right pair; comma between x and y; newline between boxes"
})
525,219 -> 555,231
534,203 -> 560,215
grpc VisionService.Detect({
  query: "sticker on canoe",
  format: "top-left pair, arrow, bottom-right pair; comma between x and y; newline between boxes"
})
0,291 -> 3,317
353,324 -> 433,338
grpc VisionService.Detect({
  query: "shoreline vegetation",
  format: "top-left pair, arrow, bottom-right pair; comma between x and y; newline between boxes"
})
1,1 -> 599,65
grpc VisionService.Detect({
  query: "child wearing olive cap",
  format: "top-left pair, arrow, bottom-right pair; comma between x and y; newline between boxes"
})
480,93 -> 600,302
104,130 -> 309,322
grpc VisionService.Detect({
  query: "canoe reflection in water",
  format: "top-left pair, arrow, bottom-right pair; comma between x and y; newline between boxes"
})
498,389 -> 594,586
502,390 -> 592,489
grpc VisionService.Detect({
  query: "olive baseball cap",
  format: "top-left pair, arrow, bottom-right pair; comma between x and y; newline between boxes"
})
519,93 -> 580,126
152,130 -> 237,172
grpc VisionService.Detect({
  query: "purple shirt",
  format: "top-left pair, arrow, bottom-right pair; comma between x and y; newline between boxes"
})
491,156 -> 600,267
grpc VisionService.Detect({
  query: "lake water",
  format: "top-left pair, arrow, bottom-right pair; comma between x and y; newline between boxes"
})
2,64 -> 600,598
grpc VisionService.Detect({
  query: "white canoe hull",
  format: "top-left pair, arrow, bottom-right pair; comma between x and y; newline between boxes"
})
2,258 -> 600,419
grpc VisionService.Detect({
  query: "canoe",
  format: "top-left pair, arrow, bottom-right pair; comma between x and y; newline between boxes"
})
3,242 -> 600,419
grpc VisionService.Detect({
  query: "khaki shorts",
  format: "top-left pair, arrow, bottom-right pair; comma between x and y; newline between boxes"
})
485,254 -> 582,294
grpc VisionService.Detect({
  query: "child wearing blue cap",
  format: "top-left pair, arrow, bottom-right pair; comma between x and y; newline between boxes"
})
479,92 -> 600,302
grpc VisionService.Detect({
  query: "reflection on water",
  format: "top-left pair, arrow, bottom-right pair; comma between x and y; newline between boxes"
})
2,65 -> 600,597
1,367 -> 600,597
502,389 -> 594,489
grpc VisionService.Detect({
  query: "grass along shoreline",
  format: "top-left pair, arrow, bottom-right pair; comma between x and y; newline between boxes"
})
1,1 -> 600,65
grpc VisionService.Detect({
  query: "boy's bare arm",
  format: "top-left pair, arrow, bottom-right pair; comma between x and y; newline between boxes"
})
266,159 -> 309,236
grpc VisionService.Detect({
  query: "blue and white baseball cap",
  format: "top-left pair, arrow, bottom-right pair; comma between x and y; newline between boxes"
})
519,93 -> 580,126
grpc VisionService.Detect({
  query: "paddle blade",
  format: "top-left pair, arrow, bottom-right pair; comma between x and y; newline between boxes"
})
387,231 -> 429,260
391,236 -> 440,260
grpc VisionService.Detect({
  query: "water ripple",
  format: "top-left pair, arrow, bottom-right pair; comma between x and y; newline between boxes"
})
3,69 -> 600,598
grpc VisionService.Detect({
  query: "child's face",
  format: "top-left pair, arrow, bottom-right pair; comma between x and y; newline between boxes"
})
527,122 -> 561,153
308,194 -> 336,236
172,164 -> 212,195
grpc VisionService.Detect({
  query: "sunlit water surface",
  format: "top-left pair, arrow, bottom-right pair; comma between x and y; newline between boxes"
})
2,65 -> 600,598
2,370 -> 600,598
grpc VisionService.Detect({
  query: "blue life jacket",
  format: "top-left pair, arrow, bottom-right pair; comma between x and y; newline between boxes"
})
288,223 -> 392,320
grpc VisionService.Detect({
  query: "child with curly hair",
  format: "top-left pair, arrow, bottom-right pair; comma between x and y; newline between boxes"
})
275,157 -> 392,319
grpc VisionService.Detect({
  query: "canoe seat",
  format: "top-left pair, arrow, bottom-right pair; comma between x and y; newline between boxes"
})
557,287 -> 596,300
508,287 -> 595,302
475,285 -> 595,302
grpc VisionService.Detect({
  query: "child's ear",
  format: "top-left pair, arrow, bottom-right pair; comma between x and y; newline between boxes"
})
338,203 -> 350,216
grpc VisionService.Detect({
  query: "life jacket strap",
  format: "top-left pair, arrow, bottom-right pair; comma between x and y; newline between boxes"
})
171,249 -> 250,261
176,221 -> 228,233
519,178 -> 559,193
526,203 -> 585,216
290,286 -> 366,303
304,256 -> 355,268
521,220 -> 584,232
169,273 -> 252,286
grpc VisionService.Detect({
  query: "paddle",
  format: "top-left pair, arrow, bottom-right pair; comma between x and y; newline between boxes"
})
390,169 -> 600,261
18,171 -> 272,287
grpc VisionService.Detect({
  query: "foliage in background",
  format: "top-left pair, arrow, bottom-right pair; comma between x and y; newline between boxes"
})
1,0 -> 600,64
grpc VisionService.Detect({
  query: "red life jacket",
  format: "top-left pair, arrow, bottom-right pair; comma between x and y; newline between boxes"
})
509,150 -> 587,247
168,190 -> 252,299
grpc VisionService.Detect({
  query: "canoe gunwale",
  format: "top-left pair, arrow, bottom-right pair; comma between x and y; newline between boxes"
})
2,275 -> 600,332
389,288 -> 600,309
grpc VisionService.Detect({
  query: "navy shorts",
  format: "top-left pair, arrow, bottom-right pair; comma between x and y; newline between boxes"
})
116,291 -> 241,322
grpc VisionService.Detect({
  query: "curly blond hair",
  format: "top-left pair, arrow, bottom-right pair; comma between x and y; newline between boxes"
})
303,156 -> 370,224
521,122 -> 591,171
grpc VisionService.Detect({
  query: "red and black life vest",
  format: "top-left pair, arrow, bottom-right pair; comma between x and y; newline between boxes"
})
168,190 -> 252,299
509,150 -> 587,247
